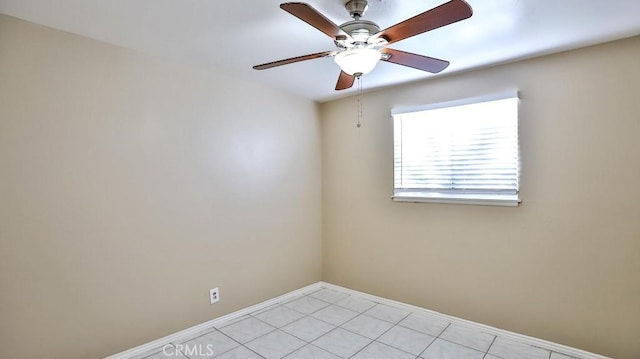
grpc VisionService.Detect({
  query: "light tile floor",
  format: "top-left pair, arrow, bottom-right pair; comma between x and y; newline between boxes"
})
135,288 -> 587,359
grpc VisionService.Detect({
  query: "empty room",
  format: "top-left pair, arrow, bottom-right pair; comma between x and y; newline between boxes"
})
1,1 -> 639,358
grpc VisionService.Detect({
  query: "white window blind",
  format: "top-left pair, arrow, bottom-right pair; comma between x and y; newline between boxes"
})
393,95 -> 520,206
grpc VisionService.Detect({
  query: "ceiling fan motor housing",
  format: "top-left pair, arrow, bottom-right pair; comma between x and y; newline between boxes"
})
340,20 -> 380,43
345,0 -> 369,19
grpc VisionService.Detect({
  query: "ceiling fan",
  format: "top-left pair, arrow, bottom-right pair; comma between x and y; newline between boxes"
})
253,0 -> 473,91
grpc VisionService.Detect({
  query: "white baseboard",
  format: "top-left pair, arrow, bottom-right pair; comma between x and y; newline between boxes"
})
320,282 -> 610,359
105,282 -> 322,359
107,281 -> 609,359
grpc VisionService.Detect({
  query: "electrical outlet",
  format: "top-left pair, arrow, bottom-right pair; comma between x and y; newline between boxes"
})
209,288 -> 219,304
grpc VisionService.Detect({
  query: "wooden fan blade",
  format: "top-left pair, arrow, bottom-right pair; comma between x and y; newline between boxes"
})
335,71 -> 355,91
381,48 -> 450,73
281,3 -> 347,40
253,51 -> 334,70
375,0 -> 472,45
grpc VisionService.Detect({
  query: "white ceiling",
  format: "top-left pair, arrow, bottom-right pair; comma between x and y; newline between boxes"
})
2,0 -> 640,102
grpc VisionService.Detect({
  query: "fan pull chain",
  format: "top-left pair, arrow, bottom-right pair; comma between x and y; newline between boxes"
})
357,75 -> 363,128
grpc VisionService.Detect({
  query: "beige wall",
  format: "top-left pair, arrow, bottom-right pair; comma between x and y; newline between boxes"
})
0,15 -> 321,358
321,36 -> 640,359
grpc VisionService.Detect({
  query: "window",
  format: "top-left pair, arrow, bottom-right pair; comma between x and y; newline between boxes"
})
392,93 -> 520,206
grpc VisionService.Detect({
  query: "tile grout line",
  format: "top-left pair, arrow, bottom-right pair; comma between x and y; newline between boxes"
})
214,328 -> 247,358
241,343 -> 267,359
483,336 -> 498,359
343,310 -> 413,359
283,295 -> 331,316
305,324 -> 363,357
417,322 -> 452,358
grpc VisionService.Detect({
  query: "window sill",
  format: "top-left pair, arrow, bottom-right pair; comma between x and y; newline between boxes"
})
392,193 -> 521,207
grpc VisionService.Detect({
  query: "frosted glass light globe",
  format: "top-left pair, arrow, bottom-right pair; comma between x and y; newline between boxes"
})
334,48 -> 381,76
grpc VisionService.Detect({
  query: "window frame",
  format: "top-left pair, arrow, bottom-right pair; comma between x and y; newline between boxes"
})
391,92 -> 521,207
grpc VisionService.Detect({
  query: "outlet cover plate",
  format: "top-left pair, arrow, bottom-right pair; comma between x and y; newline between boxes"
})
209,288 -> 219,304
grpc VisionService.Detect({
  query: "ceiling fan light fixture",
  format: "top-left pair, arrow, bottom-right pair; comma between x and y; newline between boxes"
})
334,48 -> 381,76
255,1 -> 474,91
